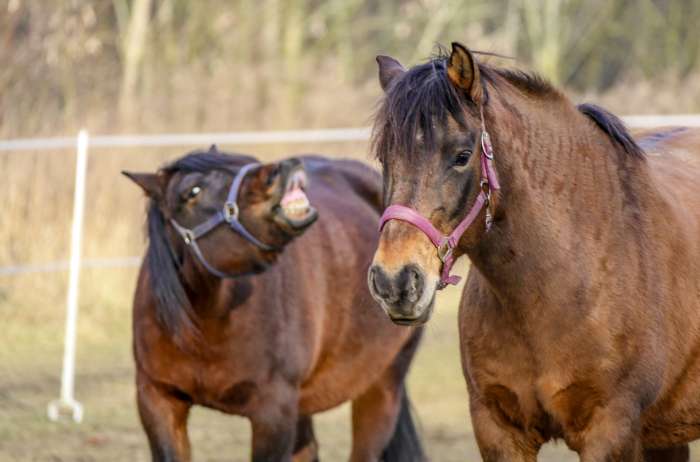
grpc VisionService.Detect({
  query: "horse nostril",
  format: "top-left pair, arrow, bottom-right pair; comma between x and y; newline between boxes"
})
368,265 -> 394,301
398,265 -> 425,303
368,266 -> 379,292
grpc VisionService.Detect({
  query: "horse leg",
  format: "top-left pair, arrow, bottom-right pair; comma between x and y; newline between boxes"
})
577,401 -> 644,462
470,398 -> 539,462
349,329 -> 424,462
136,374 -> 192,462
292,415 -> 319,462
643,445 -> 690,462
250,383 -> 299,462
349,376 -> 403,462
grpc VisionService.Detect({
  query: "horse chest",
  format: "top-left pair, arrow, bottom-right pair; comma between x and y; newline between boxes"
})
138,326 -> 292,414
462,315 -> 607,440
473,364 -> 605,442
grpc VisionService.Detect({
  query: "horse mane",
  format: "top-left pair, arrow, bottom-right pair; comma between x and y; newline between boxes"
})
489,68 -> 559,97
144,147 -> 256,341
372,48 -> 644,162
576,103 -> 645,159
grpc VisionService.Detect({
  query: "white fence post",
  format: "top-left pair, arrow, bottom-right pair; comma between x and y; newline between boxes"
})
47,129 -> 89,423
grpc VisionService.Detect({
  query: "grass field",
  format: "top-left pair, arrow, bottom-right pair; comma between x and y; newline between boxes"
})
2,148 -> 700,461
0,260 -> 584,462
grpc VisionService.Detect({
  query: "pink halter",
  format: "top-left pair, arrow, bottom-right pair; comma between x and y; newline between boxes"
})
378,109 -> 500,289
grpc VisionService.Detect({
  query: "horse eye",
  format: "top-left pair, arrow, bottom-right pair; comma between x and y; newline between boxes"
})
187,185 -> 201,199
453,150 -> 472,167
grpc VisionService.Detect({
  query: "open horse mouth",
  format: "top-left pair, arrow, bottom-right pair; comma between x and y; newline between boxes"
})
273,164 -> 318,233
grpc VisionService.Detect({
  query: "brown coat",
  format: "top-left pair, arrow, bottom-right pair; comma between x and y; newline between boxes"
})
371,42 -> 700,461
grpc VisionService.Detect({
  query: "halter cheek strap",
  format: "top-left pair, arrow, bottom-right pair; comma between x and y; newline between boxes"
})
378,107 -> 500,289
170,162 -> 278,279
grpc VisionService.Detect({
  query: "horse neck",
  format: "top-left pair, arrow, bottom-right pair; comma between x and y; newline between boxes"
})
180,256 -> 242,320
468,91 -> 650,308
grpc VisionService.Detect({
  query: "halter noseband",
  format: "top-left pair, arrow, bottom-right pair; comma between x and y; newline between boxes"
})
170,162 -> 277,279
378,107 -> 501,289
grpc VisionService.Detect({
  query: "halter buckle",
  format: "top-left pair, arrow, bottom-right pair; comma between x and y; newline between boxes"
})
223,202 -> 239,222
182,229 -> 195,245
437,239 -> 454,263
480,179 -> 492,201
480,180 -> 494,230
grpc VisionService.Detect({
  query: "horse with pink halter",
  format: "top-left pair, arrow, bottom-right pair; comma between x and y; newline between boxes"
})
369,42 -> 700,461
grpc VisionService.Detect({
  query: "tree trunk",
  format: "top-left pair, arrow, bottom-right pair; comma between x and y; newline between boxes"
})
118,0 -> 152,126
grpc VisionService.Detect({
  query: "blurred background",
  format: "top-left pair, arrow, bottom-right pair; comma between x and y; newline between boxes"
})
1,0 -> 699,460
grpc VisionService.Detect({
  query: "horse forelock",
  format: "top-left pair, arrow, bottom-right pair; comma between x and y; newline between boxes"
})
371,51 -> 469,163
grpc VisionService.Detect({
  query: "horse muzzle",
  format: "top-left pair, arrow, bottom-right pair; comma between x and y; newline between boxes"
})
272,159 -> 318,234
367,263 -> 436,325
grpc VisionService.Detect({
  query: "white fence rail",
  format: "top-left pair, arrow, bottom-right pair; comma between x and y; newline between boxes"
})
1,115 -> 699,423
0,128 -> 372,151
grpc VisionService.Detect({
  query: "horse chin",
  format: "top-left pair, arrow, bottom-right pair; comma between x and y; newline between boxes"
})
386,296 -> 435,326
272,205 -> 318,237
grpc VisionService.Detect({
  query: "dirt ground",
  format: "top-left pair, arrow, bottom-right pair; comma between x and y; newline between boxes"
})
2,261 -> 699,461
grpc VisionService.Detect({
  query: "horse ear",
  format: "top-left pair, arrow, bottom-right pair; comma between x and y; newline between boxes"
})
376,55 -> 406,92
447,42 -> 483,104
122,171 -> 165,199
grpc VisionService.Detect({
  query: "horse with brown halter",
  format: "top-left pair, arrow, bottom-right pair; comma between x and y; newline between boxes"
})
124,147 -> 424,462
368,42 -> 700,461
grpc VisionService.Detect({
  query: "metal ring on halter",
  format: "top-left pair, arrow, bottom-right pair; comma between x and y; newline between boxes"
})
223,202 -> 239,222
182,228 -> 195,245
437,239 -> 454,262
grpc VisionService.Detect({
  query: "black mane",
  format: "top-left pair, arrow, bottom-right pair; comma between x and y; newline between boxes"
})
491,68 -> 558,97
577,103 -> 645,159
163,147 -> 255,175
372,50 -> 644,162
144,147 -> 256,341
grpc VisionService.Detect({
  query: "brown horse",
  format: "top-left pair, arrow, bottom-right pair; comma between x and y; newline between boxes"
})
368,42 -> 700,461
124,147 -> 424,462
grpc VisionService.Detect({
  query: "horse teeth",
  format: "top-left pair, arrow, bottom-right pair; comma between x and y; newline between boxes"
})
282,199 -> 310,218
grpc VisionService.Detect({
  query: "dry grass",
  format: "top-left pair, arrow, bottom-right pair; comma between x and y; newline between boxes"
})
0,255 -> 582,461
0,141 -> 575,459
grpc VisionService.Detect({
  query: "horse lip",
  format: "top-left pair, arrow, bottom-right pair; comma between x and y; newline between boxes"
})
280,164 -> 307,194
387,307 -> 432,326
271,202 -> 318,238
277,205 -> 318,229
388,314 -> 429,326
274,163 -> 315,229
385,294 -> 435,326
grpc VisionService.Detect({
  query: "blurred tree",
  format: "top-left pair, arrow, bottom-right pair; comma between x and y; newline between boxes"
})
114,0 -> 153,123
1,0 -> 699,138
